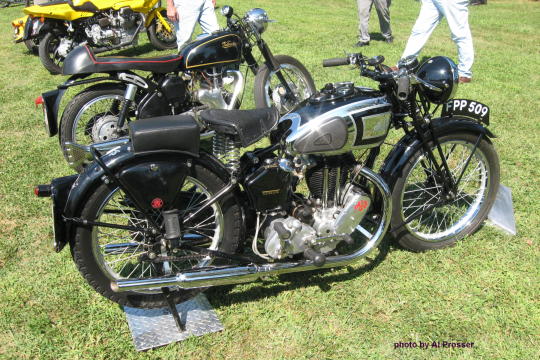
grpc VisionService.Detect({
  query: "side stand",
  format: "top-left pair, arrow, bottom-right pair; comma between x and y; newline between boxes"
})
162,287 -> 185,332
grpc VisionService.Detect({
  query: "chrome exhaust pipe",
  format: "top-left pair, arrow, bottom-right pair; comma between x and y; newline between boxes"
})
111,167 -> 391,293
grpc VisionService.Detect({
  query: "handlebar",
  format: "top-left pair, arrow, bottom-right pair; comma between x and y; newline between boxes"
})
322,54 -> 396,82
322,57 -> 350,67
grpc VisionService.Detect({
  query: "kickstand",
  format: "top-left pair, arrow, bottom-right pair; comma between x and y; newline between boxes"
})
162,287 -> 185,332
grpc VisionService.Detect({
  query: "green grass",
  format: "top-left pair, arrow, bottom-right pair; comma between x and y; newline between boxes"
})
0,0 -> 539,359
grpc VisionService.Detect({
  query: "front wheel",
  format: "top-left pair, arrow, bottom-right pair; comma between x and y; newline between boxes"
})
72,162 -> 242,308
147,10 -> 177,50
390,132 -> 500,251
254,55 -> 316,115
38,32 -> 70,74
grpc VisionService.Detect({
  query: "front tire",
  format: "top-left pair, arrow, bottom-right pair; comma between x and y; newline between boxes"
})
254,55 -> 316,115
147,10 -> 177,50
38,32 -> 66,74
390,132 -> 500,251
72,162 -> 242,308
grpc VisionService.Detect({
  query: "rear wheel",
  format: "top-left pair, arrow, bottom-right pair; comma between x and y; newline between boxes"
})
24,38 -> 39,55
147,10 -> 177,50
254,55 -> 316,115
72,163 -> 242,308
59,85 -> 129,171
390,132 -> 500,251
38,32 -> 68,74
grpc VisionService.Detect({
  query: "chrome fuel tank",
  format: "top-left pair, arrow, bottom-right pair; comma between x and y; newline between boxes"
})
280,82 -> 392,156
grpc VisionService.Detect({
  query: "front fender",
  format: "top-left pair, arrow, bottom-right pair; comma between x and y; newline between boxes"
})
380,117 -> 495,189
57,149 -> 230,251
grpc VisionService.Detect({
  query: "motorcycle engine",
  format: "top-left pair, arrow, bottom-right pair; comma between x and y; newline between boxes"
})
263,155 -> 372,259
85,8 -> 141,47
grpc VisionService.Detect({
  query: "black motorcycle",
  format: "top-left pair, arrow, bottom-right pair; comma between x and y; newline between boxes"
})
36,53 -> 499,309
38,6 -> 316,171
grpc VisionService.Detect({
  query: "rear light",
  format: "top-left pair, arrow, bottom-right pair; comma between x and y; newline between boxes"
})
34,185 -> 52,197
35,95 -> 44,108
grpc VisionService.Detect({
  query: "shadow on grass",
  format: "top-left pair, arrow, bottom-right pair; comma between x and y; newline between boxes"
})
205,236 -> 398,308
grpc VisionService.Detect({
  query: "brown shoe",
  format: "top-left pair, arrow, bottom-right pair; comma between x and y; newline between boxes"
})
459,76 -> 472,83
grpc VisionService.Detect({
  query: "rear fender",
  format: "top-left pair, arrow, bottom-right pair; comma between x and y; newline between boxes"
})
58,149 -> 231,250
380,117 -> 495,189
42,78 -> 125,137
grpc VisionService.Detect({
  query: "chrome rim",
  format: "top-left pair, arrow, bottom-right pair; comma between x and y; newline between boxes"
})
155,18 -> 176,44
71,94 -> 127,145
400,140 -> 490,242
263,64 -> 313,114
91,176 -> 224,293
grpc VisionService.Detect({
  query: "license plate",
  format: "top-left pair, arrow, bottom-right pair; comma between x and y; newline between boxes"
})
441,99 -> 490,125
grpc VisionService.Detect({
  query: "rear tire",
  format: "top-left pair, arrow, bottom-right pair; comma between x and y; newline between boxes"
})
72,162 -> 242,308
38,32 -> 65,74
390,132 -> 500,251
147,10 -> 177,50
24,38 -> 39,55
59,84 -> 127,172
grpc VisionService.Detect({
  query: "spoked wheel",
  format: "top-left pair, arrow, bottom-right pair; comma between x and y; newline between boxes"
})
254,55 -> 316,115
72,163 -> 242,308
391,132 -> 500,251
59,85 -> 130,171
38,32 -> 69,74
147,10 -> 177,50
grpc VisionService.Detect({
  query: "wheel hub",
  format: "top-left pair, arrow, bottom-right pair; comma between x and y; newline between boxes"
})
91,114 -> 127,142
272,81 -> 298,112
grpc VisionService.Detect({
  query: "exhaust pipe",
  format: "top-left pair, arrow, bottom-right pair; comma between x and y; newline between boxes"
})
111,167 -> 392,293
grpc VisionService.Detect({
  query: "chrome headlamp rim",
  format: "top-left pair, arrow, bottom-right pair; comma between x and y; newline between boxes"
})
244,8 -> 274,35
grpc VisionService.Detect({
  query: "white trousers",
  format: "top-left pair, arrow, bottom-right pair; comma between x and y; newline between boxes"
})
402,0 -> 474,78
173,0 -> 219,50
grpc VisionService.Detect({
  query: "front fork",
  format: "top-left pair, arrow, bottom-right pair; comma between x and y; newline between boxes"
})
256,39 -> 297,103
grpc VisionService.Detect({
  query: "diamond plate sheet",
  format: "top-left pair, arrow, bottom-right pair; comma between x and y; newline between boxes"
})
124,293 -> 223,351
487,184 -> 516,235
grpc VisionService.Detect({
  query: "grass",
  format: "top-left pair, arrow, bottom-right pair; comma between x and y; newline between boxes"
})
0,0 -> 539,359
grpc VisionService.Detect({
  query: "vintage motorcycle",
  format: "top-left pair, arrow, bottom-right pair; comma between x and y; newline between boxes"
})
37,6 -> 316,171
35,53 -> 499,309
17,0 -> 176,74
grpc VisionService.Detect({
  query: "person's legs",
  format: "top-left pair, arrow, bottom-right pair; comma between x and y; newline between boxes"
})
174,0 -> 204,50
441,0 -> 474,78
373,0 -> 392,40
356,0 -> 373,43
401,0 -> 441,58
198,0 -> 219,34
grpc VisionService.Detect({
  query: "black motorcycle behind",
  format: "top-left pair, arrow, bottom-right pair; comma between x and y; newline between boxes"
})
38,6 -> 316,172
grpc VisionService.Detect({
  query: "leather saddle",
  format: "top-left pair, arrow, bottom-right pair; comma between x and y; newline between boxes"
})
62,45 -> 183,75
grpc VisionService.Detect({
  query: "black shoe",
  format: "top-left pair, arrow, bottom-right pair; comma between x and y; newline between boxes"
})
355,41 -> 369,47
385,36 -> 394,44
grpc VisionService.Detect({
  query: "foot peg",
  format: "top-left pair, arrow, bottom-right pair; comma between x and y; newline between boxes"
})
304,248 -> 326,267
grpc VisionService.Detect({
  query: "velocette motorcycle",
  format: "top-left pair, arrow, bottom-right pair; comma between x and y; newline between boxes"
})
35,53 -> 499,308
17,0 -> 176,74
37,6 -> 316,171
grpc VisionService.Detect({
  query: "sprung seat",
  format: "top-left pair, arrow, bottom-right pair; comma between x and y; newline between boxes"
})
200,107 -> 279,147
62,45 -> 183,75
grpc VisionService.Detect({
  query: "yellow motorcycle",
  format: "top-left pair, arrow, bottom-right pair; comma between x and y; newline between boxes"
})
16,0 -> 176,74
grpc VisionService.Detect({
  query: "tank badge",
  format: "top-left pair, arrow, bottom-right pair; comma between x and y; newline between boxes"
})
221,40 -> 237,49
262,189 -> 280,196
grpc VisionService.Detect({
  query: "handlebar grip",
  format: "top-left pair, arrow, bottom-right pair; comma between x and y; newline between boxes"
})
322,57 -> 350,67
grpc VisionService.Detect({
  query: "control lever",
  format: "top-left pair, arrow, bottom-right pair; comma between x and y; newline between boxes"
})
367,55 -> 385,66
304,248 -> 326,267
